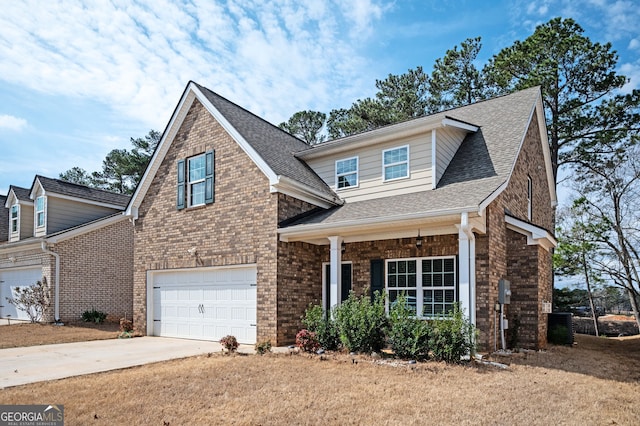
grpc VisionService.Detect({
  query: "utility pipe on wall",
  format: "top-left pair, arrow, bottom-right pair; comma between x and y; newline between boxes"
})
41,241 -> 60,322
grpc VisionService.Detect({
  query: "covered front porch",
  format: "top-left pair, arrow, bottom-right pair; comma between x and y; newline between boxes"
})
279,210 -> 486,326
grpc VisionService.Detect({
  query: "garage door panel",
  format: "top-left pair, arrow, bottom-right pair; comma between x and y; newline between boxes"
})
0,267 -> 43,321
152,266 -> 257,344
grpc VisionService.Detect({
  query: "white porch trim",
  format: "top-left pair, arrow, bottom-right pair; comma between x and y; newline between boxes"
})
328,236 -> 343,312
505,215 -> 557,251
456,212 -> 476,326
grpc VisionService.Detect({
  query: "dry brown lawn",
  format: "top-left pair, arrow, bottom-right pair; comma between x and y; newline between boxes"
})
0,321 -> 119,349
1,334 -> 639,425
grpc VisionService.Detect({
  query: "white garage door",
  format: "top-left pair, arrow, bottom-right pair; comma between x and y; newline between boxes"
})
0,267 -> 44,321
151,266 -> 257,344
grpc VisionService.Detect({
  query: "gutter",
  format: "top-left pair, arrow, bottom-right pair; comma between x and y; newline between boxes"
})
41,241 -> 60,322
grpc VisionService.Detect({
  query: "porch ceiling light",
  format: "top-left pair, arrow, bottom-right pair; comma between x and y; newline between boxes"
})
416,230 -> 423,248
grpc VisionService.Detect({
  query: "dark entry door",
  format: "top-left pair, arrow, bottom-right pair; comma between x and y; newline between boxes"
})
324,263 -> 352,312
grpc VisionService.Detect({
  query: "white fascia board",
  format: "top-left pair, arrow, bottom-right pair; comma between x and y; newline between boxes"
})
478,180 -> 509,213
193,84 -> 278,184
126,89 -> 197,217
45,213 -> 130,244
505,215 -> 557,251
279,207 -> 479,241
272,176 -> 341,208
28,178 -> 44,200
535,95 -> 558,207
441,118 -> 479,132
297,117 -> 443,160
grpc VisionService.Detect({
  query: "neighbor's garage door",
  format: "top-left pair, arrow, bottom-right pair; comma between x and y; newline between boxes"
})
151,266 -> 257,344
0,267 -> 43,321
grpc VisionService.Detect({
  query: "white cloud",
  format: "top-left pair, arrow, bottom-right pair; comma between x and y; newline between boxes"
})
629,39 -> 640,50
619,61 -> 640,93
0,114 -> 27,131
0,0 -> 387,128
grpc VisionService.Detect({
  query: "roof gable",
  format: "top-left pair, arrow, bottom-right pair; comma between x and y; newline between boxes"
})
127,81 -> 340,217
4,186 -> 31,207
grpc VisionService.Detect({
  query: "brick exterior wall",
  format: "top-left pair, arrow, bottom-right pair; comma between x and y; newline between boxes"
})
475,110 -> 554,350
133,99 -> 282,342
53,218 -> 133,321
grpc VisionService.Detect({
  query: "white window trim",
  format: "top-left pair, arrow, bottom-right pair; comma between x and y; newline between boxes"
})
35,196 -> 46,229
335,156 -> 359,190
382,145 -> 410,182
385,256 -> 457,318
527,175 -> 533,221
187,154 -> 206,207
10,204 -> 19,234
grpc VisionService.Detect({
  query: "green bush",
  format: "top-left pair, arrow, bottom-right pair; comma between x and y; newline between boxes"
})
81,308 -> 107,324
254,340 -> 272,355
387,293 -> 431,360
334,291 -> 387,353
429,304 -> 476,364
301,303 -> 340,350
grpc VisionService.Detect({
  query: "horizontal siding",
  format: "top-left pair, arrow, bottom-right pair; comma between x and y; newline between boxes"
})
47,197 -> 120,234
19,205 -> 34,240
307,133 -> 433,203
435,127 -> 467,185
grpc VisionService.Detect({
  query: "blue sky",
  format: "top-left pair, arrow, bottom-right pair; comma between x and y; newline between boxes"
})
1,0 -> 639,200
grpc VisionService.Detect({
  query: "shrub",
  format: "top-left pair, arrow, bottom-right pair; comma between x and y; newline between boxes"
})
5,277 -> 50,323
387,293 -> 431,360
296,329 -> 321,353
334,291 -> 387,353
429,304 -> 476,364
301,303 -> 340,350
81,308 -> 107,324
220,335 -> 239,352
255,340 -> 272,355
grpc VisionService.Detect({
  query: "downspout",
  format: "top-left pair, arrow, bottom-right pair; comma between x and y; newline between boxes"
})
41,241 -> 60,322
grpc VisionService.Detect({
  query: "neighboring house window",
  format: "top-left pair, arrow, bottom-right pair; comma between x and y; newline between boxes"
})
383,145 -> 409,181
177,150 -> 215,210
386,256 -> 457,317
527,175 -> 533,221
10,204 -> 19,233
36,196 -> 46,228
336,157 -> 358,189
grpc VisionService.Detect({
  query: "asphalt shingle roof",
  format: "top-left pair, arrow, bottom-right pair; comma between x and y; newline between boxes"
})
283,87 -> 541,227
35,176 -> 131,208
9,186 -> 31,202
195,83 -> 338,202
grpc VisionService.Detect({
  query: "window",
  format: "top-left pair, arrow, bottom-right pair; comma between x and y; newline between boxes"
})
10,204 -> 18,233
386,256 -> 457,317
177,150 -> 214,210
336,157 -> 358,189
383,146 -> 409,181
527,175 -> 533,220
36,196 -> 45,228
188,155 -> 206,206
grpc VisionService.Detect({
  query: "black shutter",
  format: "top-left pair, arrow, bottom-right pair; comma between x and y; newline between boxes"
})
370,259 -> 384,301
177,159 -> 186,210
205,150 -> 215,204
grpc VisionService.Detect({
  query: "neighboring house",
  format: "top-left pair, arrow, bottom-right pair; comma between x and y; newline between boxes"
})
0,194 -> 8,244
0,176 -> 133,322
127,81 -> 556,350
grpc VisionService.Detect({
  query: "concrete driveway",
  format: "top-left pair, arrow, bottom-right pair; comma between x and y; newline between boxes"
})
0,337 -> 256,389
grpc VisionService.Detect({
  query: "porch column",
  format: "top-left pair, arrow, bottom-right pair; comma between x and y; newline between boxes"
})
458,213 -> 476,326
327,236 -> 343,312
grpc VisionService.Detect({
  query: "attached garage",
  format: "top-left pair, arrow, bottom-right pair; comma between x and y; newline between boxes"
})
148,265 -> 257,344
0,267 -> 44,321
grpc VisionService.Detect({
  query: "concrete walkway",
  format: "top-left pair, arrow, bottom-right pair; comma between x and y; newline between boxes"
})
0,337 -> 259,389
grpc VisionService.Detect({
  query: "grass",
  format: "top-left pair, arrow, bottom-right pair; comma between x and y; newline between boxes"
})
1,334 -> 639,425
0,321 -> 119,349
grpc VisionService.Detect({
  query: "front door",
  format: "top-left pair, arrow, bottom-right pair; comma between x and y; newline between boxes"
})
324,263 -> 352,312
